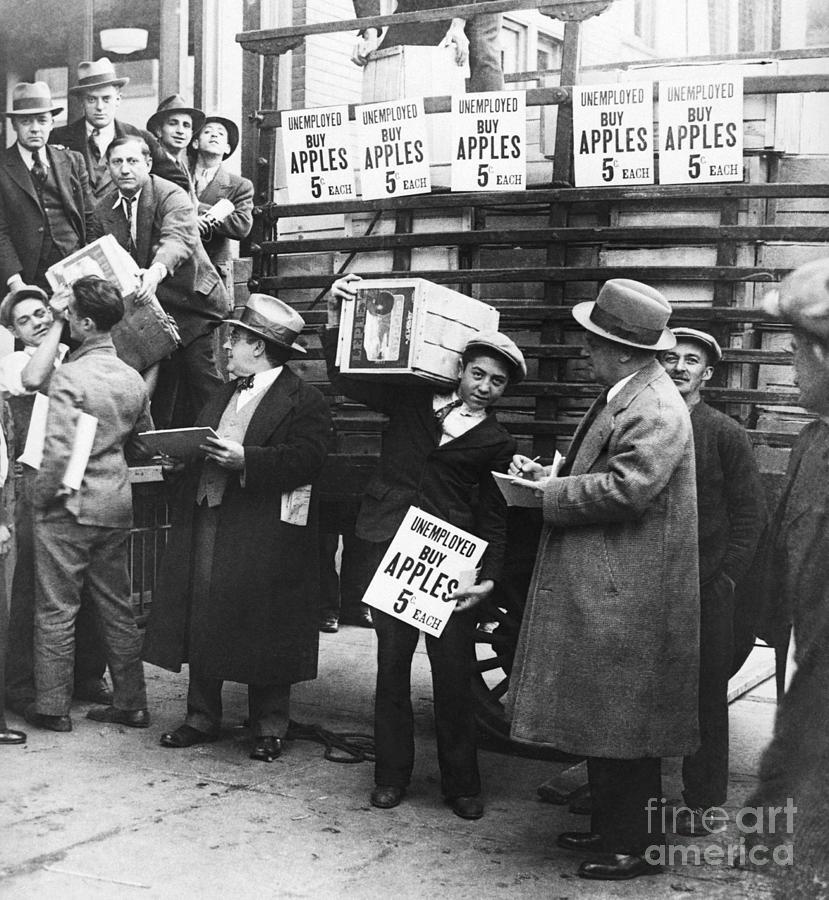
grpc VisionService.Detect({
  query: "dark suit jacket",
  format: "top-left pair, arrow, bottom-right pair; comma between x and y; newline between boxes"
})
194,164 -> 253,272
0,143 -> 95,286
33,334 -> 152,529
323,328 -> 514,582
355,0 -> 469,46
49,118 -> 157,200
90,175 -> 230,342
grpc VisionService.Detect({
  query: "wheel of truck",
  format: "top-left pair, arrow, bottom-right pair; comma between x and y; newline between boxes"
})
470,508 -> 575,761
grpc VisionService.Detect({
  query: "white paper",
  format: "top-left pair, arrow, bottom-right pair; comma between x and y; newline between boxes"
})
281,483 -> 312,526
491,471 -> 542,508
362,506 -> 488,638
206,197 -> 235,222
62,412 -> 97,491
572,81 -> 654,187
658,72 -> 743,184
17,392 -> 49,470
450,91 -> 527,192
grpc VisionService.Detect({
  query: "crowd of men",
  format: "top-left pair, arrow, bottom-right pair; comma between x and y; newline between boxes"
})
0,56 -> 826,895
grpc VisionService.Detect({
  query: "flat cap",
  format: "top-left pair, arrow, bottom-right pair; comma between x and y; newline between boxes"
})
670,327 -> 723,363
464,331 -> 527,383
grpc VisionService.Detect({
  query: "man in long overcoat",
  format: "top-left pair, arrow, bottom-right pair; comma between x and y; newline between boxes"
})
142,294 -> 330,763
508,279 -> 700,881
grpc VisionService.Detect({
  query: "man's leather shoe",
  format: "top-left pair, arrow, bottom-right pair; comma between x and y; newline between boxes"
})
319,616 -> 339,633
0,728 -> 26,744
73,680 -> 113,705
24,706 -> 72,732
86,706 -> 150,728
160,724 -> 219,748
370,785 -> 405,809
341,608 -> 373,628
250,735 -> 282,762
557,831 -> 604,852
449,796 -> 484,820
672,805 -> 727,836
578,854 -> 660,880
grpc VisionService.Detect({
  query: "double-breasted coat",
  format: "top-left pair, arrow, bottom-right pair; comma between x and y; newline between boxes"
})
142,368 -> 332,685
509,360 -> 701,759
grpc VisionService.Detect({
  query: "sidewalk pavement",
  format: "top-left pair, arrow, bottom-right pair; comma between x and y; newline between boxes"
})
1,626 -> 779,899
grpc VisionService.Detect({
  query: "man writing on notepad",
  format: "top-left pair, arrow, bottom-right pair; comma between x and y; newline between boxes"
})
26,275 -> 152,733
324,273 -> 524,820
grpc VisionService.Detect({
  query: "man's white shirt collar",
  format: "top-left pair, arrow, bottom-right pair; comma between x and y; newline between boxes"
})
85,120 -> 116,146
17,144 -> 49,170
236,367 -> 282,410
606,370 -> 639,404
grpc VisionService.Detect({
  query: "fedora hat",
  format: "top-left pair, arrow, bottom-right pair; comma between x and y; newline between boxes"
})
0,284 -> 49,330
225,294 -> 307,355
147,95 -> 205,135
670,327 -> 722,363
464,331 -> 527,383
68,58 -> 129,94
572,279 -> 675,351
193,115 -> 239,158
6,82 -> 63,117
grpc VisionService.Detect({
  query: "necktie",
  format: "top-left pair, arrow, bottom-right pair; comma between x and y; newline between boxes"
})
235,375 -> 255,392
121,195 -> 137,258
31,149 -> 47,186
434,397 -> 463,436
88,128 -> 101,163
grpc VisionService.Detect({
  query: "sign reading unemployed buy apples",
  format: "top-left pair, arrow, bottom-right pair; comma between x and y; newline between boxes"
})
356,98 -> 431,200
281,105 -> 357,203
658,73 -> 743,184
450,91 -> 526,192
572,81 -> 654,186
362,507 -> 488,638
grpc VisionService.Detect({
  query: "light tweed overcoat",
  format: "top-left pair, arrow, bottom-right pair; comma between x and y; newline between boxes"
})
509,360 -> 701,758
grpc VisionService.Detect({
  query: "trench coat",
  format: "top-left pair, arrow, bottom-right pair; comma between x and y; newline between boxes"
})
509,360 -> 700,758
142,367 -> 331,685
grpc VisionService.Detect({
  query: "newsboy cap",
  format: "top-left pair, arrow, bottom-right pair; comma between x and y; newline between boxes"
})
0,284 -> 49,330
464,331 -> 527,383
573,279 -> 675,351
225,294 -> 307,355
670,327 -> 723,364
763,258 -> 829,343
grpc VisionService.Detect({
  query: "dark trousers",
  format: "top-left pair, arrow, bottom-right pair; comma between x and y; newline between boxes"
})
185,672 -> 291,737
318,501 -> 373,621
152,332 -> 224,428
588,756 -> 663,856
368,536 -> 479,798
682,574 -> 734,808
33,514 -> 146,716
5,471 -> 106,709
0,548 -> 8,730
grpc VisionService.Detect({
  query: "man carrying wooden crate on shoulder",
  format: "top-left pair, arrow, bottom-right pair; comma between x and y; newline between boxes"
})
324,272 -> 524,820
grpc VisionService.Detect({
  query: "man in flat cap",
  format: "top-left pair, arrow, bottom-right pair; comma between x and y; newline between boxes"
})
188,115 -> 253,291
143,294 -> 330,763
509,279 -> 700,880
0,82 -> 95,293
49,58 -> 156,200
659,327 -> 765,836
744,259 -> 829,897
325,273 -> 524,821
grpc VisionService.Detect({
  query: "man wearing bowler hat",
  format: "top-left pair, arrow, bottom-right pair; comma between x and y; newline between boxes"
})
147,95 -> 204,197
142,294 -> 331,763
509,279 -> 700,880
0,82 -> 95,293
188,115 -> 253,290
659,328 -> 765,836
50,58 -> 157,200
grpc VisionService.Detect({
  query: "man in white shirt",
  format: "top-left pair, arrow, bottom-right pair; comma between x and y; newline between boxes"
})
0,284 -> 110,717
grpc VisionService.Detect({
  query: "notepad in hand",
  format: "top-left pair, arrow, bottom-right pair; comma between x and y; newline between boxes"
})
491,471 -> 543,508
138,427 -> 219,459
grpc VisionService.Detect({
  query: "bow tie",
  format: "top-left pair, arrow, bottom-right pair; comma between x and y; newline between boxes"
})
235,375 -> 256,392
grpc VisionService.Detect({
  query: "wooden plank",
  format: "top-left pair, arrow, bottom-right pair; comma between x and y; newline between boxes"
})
262,183 -> 829,221
264,225 -> 829,256
159,0 -> 189,99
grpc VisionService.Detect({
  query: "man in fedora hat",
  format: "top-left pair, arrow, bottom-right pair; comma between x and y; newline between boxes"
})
90,135 -> 228,426
508,279 -> 700,880
658,328 -> 765,837
0,284 -> 112,719
188,115 -> 253,290
325,273 -> 524,821
0,82 -> 95,292
50,58 -> 157,201
143,294 -> 330,763
146,95 -> 204,197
